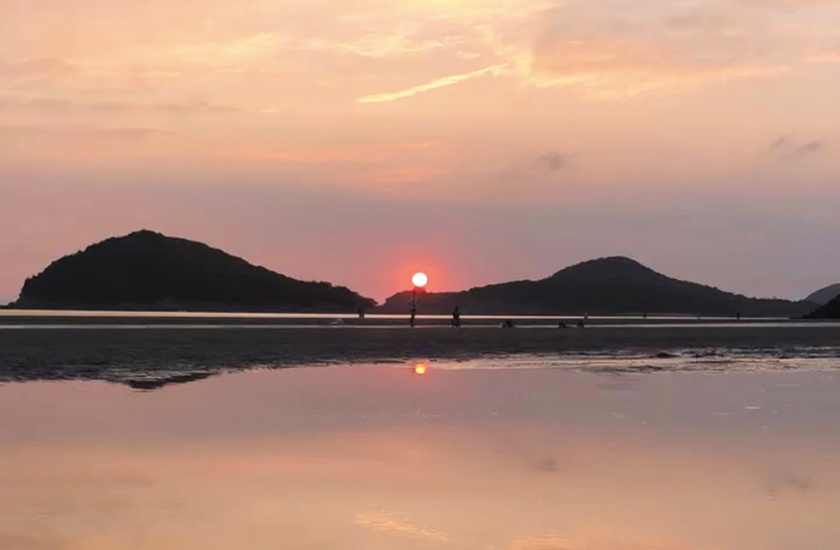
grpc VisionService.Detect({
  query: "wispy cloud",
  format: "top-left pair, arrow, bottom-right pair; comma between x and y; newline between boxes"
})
303,33 -> 454,58
357,64 -> 508,103
354,510 -> 449,542
0,96 -> 238,115
0,125 -> 173,140
134,33 -> 286,67
807,49 -> 840,63
0,58 -> 76,80
769,135 -> 825,162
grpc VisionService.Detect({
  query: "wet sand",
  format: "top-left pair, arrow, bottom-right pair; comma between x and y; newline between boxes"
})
1,365 -> 839,549
1,324 -> 840,384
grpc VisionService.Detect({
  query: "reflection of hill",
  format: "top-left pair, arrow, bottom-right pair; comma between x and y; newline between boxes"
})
806,283 -> 840,306
13,230 -> 375,312
379,257 -> 814,317
122,372 -> 219,391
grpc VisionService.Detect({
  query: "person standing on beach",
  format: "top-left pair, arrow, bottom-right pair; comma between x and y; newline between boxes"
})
452,306 -> 461,328
409,298 -> 417,328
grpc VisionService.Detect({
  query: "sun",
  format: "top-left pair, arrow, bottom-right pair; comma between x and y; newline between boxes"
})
414,363 -> 429,375
412,272 -> 428,288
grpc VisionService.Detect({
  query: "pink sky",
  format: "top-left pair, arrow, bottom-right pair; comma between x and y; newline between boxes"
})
2,0 -> 840,302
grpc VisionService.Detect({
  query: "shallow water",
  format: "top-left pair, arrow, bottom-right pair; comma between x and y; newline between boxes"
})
1,362 -> 839,549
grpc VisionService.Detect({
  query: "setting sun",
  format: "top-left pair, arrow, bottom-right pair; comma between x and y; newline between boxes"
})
414,363 -> 429,375
412,272 -> 428,288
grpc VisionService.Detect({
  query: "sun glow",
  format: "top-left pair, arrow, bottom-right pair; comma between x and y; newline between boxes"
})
414,363 -> 429,375
412,272 -> 428,288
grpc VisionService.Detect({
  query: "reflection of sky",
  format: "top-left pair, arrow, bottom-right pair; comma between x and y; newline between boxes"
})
1,366 -> 839,549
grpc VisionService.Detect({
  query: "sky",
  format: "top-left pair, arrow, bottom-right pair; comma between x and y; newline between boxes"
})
1,0 -> 840,303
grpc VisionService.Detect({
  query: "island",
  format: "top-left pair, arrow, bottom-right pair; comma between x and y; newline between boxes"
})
378,256 -> 816,317
11,230 -> 376,312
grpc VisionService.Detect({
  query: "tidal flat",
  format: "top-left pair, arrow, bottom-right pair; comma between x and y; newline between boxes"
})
1,322 -> 840,385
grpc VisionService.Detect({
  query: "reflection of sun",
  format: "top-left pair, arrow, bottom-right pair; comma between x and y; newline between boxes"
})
414,363 -> 429,375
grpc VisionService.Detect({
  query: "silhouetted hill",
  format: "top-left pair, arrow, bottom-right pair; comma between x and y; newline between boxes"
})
379,257 -> 814,317
13,230 -> 376,312
805,283 -> 840,306
805,295 -> 840,319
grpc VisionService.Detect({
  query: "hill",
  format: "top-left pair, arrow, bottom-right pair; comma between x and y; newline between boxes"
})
12,230 -> 375,312
805,283 -> 840,306
805,295 -> 840,319
379,257 -> 814,317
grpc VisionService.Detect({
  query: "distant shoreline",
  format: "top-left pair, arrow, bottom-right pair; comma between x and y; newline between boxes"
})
0,308 -> 805,327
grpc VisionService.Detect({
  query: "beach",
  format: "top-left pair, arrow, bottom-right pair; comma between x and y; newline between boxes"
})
1,315 -> 840,385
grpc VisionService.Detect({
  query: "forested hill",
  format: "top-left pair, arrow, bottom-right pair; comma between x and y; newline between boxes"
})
379,257 -> 815,317
806,283 -> 840,306
805,295 -> 840,319
13,230 -> 375,312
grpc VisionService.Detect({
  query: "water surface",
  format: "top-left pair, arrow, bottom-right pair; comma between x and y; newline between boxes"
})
1,363 -> 838,549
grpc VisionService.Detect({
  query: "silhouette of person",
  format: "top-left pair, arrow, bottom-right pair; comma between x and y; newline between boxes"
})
358,308 -> 365,319
409,299 -> 417,328
736,312 -> 741,321
452,306 -> 461,328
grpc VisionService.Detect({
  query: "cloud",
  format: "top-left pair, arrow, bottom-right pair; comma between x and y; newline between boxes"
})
490,0 -> 806,98
4,0 -> 838,109
0,125 -> 172,140
532,61 -> 788,99
354,510 -> 449,542
0,58 -> 76,80
0,96 -> 238,115
807,49 -> 840,63
302,33 -> 454,58
134,32 -> 286,67
765,470 -> 814,498
769,135 -> 825,161
89,100 -> 238,115
663,12 -> 731,31
535,152 -> 571,172
357,64 -> 509,103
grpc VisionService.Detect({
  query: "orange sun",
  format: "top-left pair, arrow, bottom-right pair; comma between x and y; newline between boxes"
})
412,272 -> 428,288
